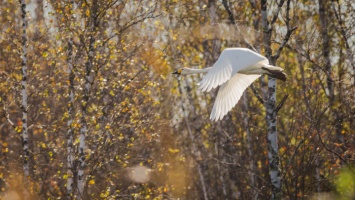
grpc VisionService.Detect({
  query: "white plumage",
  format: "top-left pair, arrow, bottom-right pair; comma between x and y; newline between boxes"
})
173,48 -> 286,121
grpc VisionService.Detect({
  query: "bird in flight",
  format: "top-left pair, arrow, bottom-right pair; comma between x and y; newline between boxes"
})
173,48 -> 286,121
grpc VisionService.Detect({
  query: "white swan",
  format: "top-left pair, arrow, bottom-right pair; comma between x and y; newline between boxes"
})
173,48 -> 286,121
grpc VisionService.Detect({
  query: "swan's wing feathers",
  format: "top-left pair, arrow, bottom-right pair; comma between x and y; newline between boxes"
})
198,58 -> 232,92
210,73 -> 261,121
198,48 -> 267,92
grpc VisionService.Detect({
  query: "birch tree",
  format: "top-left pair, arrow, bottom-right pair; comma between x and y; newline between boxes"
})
261,0 -> 296,199
66,0 -> 75,197
20,0 -> 29,178
77,1 -> 99,197
318,0 -> 346,154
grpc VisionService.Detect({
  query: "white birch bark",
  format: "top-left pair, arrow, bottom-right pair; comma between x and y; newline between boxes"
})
77,45 -> 91,199
66,0 -> 75,197
318,0 -> 334,102
78,3 -> 98,197
186,126 -> 209,200
20,0 -> 29,178
331,1 -> 355,81
318,0 -> 345,155
182,103 -> 208,200
179,80 -> 209,200
261,1 -> 282,199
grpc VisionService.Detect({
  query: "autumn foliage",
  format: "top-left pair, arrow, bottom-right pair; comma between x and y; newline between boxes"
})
0,0 -> 354,199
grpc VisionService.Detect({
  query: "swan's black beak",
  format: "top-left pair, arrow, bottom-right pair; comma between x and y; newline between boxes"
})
172,70 -> 179,75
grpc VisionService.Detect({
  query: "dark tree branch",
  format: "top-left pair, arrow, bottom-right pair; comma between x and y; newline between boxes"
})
251,84 -> 265,104
274,94 -> 289,114
221,0 -> 257,52
270,0 -> 286,26
315,105 -> 352,170
272,0 -> 297,61
221,0 -> 235,24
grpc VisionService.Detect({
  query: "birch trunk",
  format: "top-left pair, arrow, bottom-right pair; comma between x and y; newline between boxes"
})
77,37 -> 92,199
179,80 -> 209,200
261,1 -> 282,199
318,0 -> 345,155
78,3 -> 98,197
20,0 -> 29,178
318,0 -> 334,102
66,0 -> 75,197
331,2 -> 355,74
183,109 -> 208,200
209,2 -> 226,197
265,77 -> 281,200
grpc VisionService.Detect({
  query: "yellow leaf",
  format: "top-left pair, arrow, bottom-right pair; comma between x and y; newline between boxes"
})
168,148 -> 179,153
2,142 -> 8,147
88,179 -> 95,185
109,90 -> 115,96
40,142 -> 46,148
42,51 -> 48,58
290,137 -> 296,145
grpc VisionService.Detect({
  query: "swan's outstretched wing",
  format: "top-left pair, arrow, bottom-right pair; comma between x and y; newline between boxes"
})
210,73 -> 261,121
199,48 -> 267,92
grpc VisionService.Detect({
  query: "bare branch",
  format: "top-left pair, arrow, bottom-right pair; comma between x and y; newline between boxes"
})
315,105 -> 352,170
2,106 -> 16,129
221,0 -> 258,52
272,0 -> 297,61
331,1 -> 355,71
274,94 -> 289,114
221,0 -> 235,24
250,84 -> 265,104
270,0 -> 286,26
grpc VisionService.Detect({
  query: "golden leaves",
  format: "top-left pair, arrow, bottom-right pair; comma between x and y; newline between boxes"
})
139,47 -> 171,76
88,179 -> 95,185
168,148 -> 179,153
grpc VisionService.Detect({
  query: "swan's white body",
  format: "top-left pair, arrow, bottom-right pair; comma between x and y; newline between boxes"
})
173,48 -> 286,121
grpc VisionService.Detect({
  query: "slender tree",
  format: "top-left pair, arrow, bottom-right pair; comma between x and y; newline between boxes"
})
77,1 -> 99,197
178,79 -> 209,200
261,0 -> 296,199
20,0 -> 29,178
66,0 -> 75,197
318,0 -> 345,153
261,0 -> 282,193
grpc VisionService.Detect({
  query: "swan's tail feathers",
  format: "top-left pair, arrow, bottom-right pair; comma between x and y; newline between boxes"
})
262,65 -> 287,81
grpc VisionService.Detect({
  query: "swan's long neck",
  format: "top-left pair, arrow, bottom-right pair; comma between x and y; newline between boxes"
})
184,67 -> 211,75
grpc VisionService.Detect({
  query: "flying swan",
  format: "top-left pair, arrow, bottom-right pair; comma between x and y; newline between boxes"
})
173,48 -> 286,121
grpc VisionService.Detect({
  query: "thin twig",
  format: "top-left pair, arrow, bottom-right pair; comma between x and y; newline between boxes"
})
2,107 -> 16,129
315,105 -> 352,170
274,94 -> 289,114
250,84 -> 265,104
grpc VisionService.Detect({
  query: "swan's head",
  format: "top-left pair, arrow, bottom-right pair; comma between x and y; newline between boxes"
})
172,68 -> 189,75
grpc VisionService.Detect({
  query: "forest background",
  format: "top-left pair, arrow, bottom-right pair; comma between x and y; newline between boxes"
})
0,0 -> 354,199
